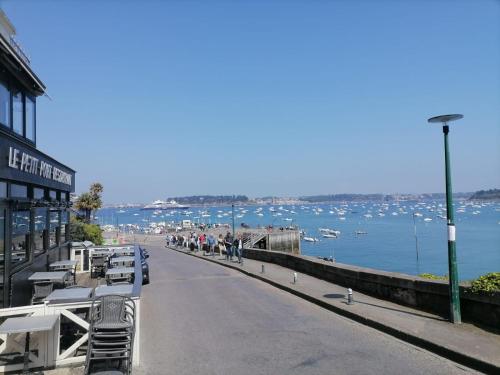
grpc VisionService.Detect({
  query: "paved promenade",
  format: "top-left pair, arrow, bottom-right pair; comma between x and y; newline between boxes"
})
134,238 -> 485,375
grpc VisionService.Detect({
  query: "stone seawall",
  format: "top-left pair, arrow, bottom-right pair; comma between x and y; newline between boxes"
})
243,248 -> 500,328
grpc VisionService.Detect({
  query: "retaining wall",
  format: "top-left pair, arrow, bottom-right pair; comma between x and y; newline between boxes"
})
243,248 -> 500,328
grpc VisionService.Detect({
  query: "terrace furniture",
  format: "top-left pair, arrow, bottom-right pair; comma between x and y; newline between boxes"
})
109,256 -> 135,268
91,256 -> 108,278
113,249 -> 135,257
105,267 -> 134,285
94,284 -> 133,297
0,315 -> 59,374
32,281 -> 54,305
84,295 -> 136,375
44,287 -> 93,303
28,271 -> 69,284
49,260 -> 78,284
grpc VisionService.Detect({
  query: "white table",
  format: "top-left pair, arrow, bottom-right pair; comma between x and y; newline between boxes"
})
28,271 -> 69,283
94,284 -> 133,297
113,248 -> 135,256
110,256 -> 135,267
44,287 -> 93,302
91,250 -> 111,257
49,260 -> 78,269
105,267 -> 134,278
0,315 -> 59,373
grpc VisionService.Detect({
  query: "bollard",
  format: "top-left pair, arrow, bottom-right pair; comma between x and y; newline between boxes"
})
261,264 -> 265,274
347,288 -> 354,305
293,272 -> 298,284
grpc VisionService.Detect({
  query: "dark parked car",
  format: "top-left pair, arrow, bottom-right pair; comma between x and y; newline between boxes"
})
140,247 -> 150,285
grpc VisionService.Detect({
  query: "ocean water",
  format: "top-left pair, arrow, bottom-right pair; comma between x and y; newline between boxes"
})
95,200 -> 500,281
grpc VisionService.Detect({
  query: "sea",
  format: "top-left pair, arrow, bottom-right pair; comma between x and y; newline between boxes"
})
94,200 -> 500,281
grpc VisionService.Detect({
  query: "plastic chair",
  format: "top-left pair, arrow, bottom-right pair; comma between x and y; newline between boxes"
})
85,295 -> 136,375
91,256 -> 107,278
31,281 -> 54,304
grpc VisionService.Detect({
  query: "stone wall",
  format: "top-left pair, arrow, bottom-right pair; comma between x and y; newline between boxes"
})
243,248 -> 500,328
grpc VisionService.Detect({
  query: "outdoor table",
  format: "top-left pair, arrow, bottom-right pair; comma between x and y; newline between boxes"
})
44,287 -> 93,302
91,250 -> 111,257
113,248 -> 135,256
49,260 -> 78,270
49,260 -> 78,284
109,256 -> 135,267
105,267 -> 134,282
0,315 -> 59,374
28,271 -> 69,283
94,284 -> 133,297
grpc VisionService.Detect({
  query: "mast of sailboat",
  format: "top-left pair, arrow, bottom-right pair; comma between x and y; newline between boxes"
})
413,212 -> 419,262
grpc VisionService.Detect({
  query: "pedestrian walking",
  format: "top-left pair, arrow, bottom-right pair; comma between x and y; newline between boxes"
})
234,235 -> 243,263
189,236 -> 196,252
208,234 -> 216,256
218,234 -> 225,256
224,232 -> 233,261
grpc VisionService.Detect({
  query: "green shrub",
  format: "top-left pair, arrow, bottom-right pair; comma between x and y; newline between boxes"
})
419,273 -> 448,280
471,272 -> 500,293
70,217 -> 103,245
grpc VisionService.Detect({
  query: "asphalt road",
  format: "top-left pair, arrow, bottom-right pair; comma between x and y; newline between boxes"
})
136,244 -> 478,375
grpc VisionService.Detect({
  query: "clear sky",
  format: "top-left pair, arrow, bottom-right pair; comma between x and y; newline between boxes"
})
2,0 -> 499,203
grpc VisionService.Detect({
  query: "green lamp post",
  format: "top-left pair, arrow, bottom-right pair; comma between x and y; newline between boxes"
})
428,114 -> 463,324
231,203 -> 235,240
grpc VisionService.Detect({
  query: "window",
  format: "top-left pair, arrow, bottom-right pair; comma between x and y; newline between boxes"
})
49,190 -> 56,200
34,187 -> 44,200
12,89 -> 23,136
11,210 -> 30,267
49,210 -> 59,248
25,96 -> 35,142
33,208 -> 46,255
0,210 -> 5,306
60,210 -> 69,242
0,82 -> 9,127
10,184 -> 27,198
0,182 -> 6,198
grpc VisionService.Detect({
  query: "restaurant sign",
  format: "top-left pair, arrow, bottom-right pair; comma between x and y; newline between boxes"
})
0,136 -> 75,191
8,147 -> 72,186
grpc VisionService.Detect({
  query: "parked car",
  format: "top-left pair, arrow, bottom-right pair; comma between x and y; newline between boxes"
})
140,247 -> 150,285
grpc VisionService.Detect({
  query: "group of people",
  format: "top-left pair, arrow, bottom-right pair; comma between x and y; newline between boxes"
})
166,231 -> 244,263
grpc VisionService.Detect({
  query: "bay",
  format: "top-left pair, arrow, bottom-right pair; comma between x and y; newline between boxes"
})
95,200 -> 500,281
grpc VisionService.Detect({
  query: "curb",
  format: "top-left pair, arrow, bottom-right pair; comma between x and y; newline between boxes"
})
166,246 -> 497,374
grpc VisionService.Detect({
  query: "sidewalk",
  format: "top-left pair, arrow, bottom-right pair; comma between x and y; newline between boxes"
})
168,245 -> 500,374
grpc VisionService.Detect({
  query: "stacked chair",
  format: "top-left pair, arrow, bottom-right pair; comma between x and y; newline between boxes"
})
85,295 -> 136,375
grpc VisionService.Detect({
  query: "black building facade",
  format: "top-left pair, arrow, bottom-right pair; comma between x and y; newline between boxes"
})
0,11 -> 75,307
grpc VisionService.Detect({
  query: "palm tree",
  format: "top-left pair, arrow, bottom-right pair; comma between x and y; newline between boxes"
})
75,183 -> 103,223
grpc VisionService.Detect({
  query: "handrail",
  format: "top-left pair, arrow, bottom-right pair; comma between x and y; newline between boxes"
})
131,244 -> 143,297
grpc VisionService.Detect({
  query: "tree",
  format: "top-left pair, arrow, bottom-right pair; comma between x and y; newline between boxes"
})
75,182 -> 103,223
70,217 -> 104,245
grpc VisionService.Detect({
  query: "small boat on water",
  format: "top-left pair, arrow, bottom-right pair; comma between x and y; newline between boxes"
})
322,234 -> 337,239
424,218 -> 432,222
303,237 -> 319,242
355,230 -> 368,235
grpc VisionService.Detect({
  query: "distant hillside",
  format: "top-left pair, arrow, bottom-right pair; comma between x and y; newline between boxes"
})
298,192 -> 472,203
469,189 -> 500,201
167,195 -> 249,205
299,194 -> 387,203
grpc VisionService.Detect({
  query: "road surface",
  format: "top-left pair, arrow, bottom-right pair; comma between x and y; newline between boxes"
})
136,244 -> 478,375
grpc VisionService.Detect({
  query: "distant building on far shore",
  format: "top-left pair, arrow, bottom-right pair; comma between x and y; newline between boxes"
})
0,9 -> 75,307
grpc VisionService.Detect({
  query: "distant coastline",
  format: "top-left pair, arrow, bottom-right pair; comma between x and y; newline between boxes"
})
469,189 -> 500,201
101,189 -> 500,208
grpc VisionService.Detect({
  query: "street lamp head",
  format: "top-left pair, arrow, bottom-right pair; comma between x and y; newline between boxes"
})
428,114 -> 463,125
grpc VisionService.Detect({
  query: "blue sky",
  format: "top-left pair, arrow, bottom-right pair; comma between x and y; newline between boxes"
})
2,0 -> 499,203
